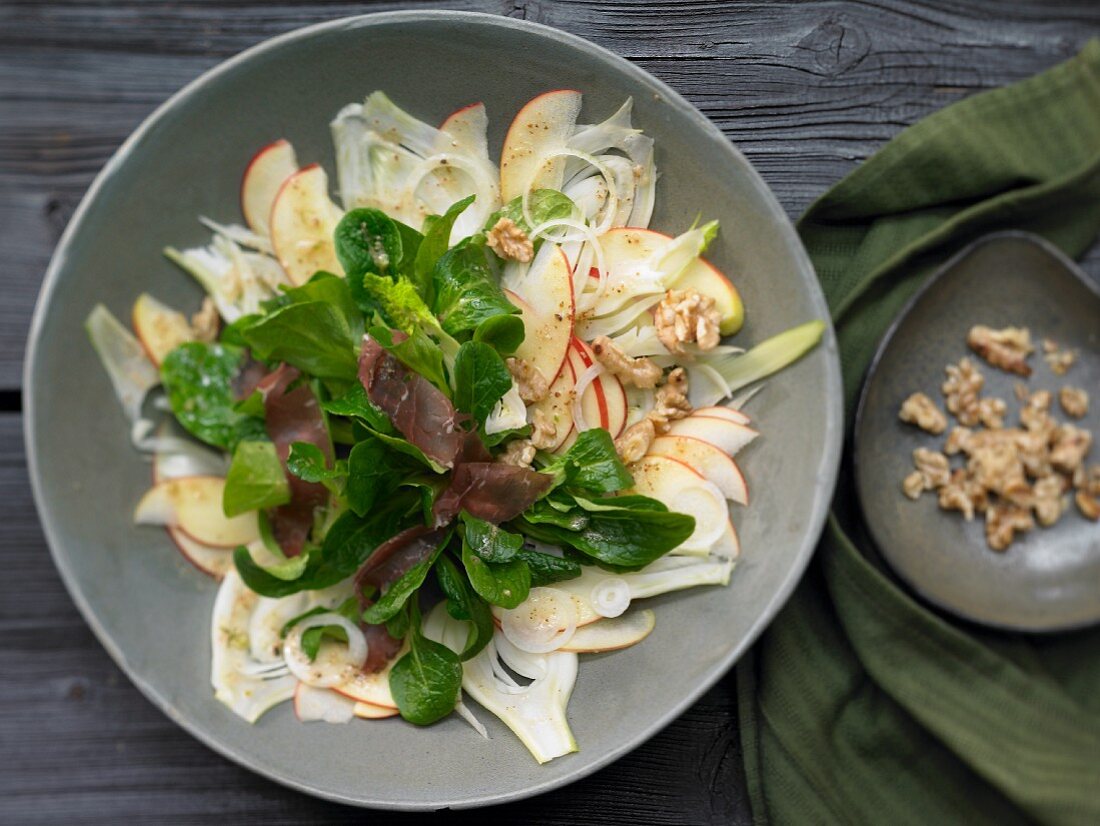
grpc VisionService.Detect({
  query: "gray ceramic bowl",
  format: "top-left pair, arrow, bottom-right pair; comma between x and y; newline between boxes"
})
24,11 -> 842,810
855,232 -> 1100,631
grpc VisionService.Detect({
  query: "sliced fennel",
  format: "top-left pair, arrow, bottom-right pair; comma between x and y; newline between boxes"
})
211,570 -> 297,722
165,232 -> 287,323
85,304 -> 160,422
423,602 -> 579,764
690,320 -> 826,408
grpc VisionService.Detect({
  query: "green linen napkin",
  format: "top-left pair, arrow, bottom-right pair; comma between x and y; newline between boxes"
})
737,40 -> 1100,826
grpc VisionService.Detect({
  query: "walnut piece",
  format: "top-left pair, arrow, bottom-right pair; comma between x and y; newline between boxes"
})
942,357 -> 985,426
528,409 -> 558,452
1042,338 -> 1076,375
985,503 -> 1035,552
978,397 -> 1007,429
967,325 -> 1033,376
902,471 -> 926,500
937,469 -> 986,520
615,418 -> 656,465
653,289 -> 722,356
1050,424 -> 1092,474
913,447 -> 951,489
650,368 -> 692,431
498,439 -> 536,468
1059,386 -> 1089,419
943,427 -> 972,456
590,335 -> 663,389
899,392 -> 947,435
486,217 -> 534,263
506,357 -> 549,403
1031,475 -> 1066,527
967,439 -> 1028,499
191,296 -> 220,342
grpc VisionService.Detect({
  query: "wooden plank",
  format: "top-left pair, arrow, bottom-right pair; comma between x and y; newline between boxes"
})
0,411 -> 747,824
4,1 -> 1100,389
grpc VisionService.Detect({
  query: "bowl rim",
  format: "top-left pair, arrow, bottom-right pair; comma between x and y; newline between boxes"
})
22,9 -> 844,810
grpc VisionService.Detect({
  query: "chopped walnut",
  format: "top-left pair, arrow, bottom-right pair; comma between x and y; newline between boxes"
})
506,357 -> 549,403
1059,386 -> 1089,419
913,448 -> 951,489
528,409 -> 558,451
967,325 -> 1033,376
498,439 -> 536,468
589,335 -> 663,389
967,439 -> 1028,499
650,368 -> 692,431
937,469 -> 988,520
902,471 -> 926,500
191,296 -> 219,342
1013,428 -> 1053,479
1050,424 -> 1092,474
942,358 -> 984,426
1076,489 -> 1100,520
486,217 -> 533,263
1042,339 -> 1076,375
899,392 -> 947,435
944,427 -> 972,456
1032,475 -> 1067,527
615,418 -> 656,464
985,503 -> 1035,552
978,397 -> 1007,429
653,289 -> 722,356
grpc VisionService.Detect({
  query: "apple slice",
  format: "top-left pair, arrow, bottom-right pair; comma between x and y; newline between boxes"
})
560,609 -> 656,653
166,526 -> 232,578
527,355 -> 576,453
674,256 -> 744,335
710,518 -> 741,560
692,405 -> 750,426
353,701 -> 400,720
648,435 -> 748,505
241,139 -> 298,236
440,102 -> 490,160
131,293 -> 194,367
500,89 -> 583,201
294,683 -> 356,723
630,455 -> 732,554
504,242 -> 574,385
569,338 -> 628,436
269,163 -> 344,285
666,416 -> 758,457
332,642 -> 408,708
134,476 -> 260,548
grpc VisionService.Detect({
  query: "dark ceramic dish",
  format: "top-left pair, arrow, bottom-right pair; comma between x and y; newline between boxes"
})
855,231 -> 1099,632
24,11 -> 842,810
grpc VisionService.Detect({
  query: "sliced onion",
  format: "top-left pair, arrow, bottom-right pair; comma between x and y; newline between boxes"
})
666,478 -> 729,552
571,362 -> 604,433
576,293 -> 663,340
591,577 -> 631,618
283,612 -> 367,688
527,217 -> 608,313
500,587 -> 578,654
249,592 -> 310,663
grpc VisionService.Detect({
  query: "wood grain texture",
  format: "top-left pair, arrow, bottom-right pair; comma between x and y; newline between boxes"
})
4,1 -> 1100,822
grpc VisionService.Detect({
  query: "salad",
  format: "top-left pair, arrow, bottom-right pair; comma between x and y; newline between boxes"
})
86,90 -> 822,762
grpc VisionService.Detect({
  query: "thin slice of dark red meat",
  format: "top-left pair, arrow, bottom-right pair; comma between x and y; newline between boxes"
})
354,525 -> 448,596
361,623 -> 404,673
433,463 -> 552,526
358,333 -> 465,469
231,352 -> 269,402
258,364 -> 333,557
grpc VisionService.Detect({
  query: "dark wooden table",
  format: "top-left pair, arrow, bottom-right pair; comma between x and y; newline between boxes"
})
4,2 -> 1100,823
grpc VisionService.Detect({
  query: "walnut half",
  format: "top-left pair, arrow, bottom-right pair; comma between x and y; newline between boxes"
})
898,392 -> 947,435
967,325 -> 1033,376
486,217 -> 534,263
653,289 -> 722,355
